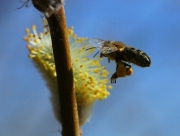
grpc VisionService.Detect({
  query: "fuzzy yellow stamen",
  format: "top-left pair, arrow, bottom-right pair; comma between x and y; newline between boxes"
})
24,19 -> 112,104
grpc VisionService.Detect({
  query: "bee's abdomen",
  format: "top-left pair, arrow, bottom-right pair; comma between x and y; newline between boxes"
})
121,47 -> 151,67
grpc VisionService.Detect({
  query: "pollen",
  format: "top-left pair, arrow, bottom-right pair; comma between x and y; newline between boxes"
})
24,19 -> 112,104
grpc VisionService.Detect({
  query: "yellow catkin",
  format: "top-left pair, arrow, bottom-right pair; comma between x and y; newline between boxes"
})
24,21 -> 112,104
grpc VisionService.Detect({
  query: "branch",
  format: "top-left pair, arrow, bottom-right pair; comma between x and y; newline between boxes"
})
47,8 -> 80,136
32,1 -> 80,135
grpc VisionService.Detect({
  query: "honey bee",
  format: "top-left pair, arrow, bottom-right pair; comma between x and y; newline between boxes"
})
88,39 -> 151,83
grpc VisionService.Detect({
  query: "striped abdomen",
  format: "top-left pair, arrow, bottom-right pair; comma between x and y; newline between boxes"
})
120,47 -> 151,67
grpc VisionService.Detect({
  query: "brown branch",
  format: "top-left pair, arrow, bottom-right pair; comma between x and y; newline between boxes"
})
46,7 -> 80,136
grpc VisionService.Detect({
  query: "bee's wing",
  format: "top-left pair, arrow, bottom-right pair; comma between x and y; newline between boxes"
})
89,38 -> 105,48
89,38 -> 118,54
101,46 -> 118,54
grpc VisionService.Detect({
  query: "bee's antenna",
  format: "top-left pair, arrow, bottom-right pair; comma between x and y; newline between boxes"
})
85,47 -> 96,51
85,47 -> 100,58
93,51 -> 100,58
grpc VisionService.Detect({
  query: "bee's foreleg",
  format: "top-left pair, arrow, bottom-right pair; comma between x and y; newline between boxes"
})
100,53 -> 103,58
108,58 -> 110,63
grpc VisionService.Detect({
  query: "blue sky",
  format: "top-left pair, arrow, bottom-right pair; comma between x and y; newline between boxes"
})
1,0 -> 180,136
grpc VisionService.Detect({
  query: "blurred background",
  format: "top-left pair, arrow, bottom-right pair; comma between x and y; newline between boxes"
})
1,0 -> 180,136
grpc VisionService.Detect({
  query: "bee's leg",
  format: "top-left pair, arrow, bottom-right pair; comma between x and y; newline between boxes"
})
100,53 -> 103,58
115,56 -> 119,64
108,58 -> 110,63
93,51 -> 100,58
115,56 -> 123,64
123,62 -> 131,68
111,64 -> 118,83
115,63 -> 118,70
111,71 -> 118,83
